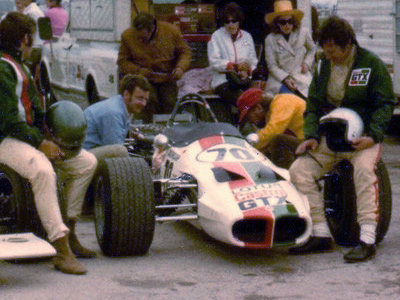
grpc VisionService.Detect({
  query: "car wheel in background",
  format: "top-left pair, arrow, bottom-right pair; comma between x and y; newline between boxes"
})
39,64 -> 57,111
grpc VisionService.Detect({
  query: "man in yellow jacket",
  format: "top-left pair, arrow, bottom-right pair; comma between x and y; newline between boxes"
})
237,88 -> 305,168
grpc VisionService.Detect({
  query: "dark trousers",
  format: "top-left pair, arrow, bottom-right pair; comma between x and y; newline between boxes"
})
262,134 -> 301,169
140,81 -> 178,123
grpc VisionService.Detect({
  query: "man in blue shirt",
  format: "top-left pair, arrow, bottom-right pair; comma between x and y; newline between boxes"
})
82,74 -> 151,156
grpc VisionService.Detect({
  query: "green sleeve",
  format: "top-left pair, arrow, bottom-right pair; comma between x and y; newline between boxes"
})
0,61 -> 43,148
303,60 -> 330,141
364,58 -> 395,143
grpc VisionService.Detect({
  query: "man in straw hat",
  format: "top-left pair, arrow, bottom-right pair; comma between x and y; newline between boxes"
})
237,88 -> 305,169
264,0 -> 316,98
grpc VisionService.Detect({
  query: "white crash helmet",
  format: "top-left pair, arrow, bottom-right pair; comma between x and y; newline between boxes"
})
319,107 -> 364,152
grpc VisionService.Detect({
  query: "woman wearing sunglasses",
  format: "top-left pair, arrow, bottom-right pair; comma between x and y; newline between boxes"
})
264,0 -> 316,99
207,2 -> 258,123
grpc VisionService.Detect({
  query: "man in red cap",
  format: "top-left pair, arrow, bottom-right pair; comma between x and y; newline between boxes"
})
237,88 -> 305,168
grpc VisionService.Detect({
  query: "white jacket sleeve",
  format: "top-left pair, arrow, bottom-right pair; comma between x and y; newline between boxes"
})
207,33 -> 232,72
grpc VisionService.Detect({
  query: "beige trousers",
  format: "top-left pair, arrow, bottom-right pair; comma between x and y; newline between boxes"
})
289,138 -> 381,227
53,149 -> 97,220
0,138 -> 97,242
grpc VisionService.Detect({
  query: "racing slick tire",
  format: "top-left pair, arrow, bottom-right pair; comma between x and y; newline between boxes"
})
324,159 -> 391,246
0,164 -> 45,237
93,157 -> 155,256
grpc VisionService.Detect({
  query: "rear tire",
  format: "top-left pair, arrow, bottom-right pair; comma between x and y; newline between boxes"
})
0,164 -> 45,237
375,160 -> 391,244
324,160 -> 392,246
93,157 -> 155,256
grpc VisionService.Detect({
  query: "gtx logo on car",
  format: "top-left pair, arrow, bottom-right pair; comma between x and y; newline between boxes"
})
196,145 -> 262,162
238,196 -> 287,211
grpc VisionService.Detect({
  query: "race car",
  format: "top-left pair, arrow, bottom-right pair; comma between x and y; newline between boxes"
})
92,94 -> 313,256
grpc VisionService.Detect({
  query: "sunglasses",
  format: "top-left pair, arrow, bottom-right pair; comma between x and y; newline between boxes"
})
225,19 -> 238,24
278,19 -> 294,26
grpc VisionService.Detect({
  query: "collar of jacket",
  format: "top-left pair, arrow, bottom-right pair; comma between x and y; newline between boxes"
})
0,48 -> 23,63
222,27 -> 244,41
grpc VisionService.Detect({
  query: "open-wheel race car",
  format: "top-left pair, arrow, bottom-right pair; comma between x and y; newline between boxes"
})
92,93 -> 313,256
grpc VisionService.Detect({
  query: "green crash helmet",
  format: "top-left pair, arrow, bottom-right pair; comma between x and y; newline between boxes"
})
45,101 -> 87,159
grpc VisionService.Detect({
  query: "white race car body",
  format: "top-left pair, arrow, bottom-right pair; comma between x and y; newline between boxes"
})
155,122 -> 312,249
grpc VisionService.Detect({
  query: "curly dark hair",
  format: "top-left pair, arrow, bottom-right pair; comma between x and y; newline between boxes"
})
318,15 -> 358,48
0,12 -> 36,50
220,2 -> 244,26
118,74 -> 151,95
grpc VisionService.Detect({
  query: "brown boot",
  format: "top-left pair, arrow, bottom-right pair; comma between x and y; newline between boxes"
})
67,219 -> 96,258
51,235 -> 87,275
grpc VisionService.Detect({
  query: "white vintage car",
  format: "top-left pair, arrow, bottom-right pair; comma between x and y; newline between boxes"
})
92,94 -> 313,256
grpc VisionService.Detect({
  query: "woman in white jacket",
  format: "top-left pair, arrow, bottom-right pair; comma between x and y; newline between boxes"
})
207,2 -> 258,122
264,0 -> 316,98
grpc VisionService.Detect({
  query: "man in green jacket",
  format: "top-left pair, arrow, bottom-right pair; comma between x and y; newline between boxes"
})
288,16 -> 395,262
0,12 -> 97,274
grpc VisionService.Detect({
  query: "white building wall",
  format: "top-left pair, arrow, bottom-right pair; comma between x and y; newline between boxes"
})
336,0 -> 394,66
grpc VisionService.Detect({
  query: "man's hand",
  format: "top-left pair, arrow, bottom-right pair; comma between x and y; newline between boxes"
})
301,62 -> 309,74
39,139 -> 65,161
283,76 -> 298,91
171,67 -> 184,80
295,139 -> 319,155
351,136 -> 375,151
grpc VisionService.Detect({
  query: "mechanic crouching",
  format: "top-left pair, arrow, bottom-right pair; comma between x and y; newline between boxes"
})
0,12 -> 97,274
237,88 -> 305,169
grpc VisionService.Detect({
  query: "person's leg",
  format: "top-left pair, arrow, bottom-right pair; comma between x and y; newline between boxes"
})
89,144 -> 129,162
0,138 -> 86,274
157,81 -> 179,114
350,144 -> 381,235
213,82 -> 238,123
288,139 -> 336,254
54,150 -> 97,258
344,144 -> 381,262
0,138 -> 67,241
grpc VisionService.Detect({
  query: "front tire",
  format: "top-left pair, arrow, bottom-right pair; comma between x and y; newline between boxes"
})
93,157 -> 155,256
